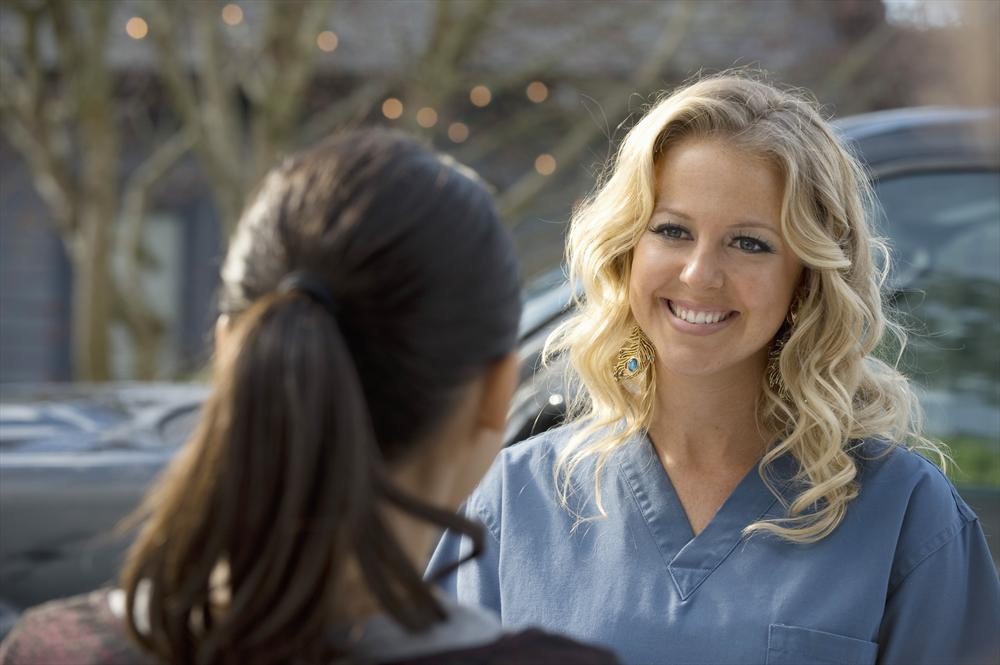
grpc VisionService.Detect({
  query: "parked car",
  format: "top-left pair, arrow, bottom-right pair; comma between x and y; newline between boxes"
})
1,107 -> 997,639
0,383 -> 208,637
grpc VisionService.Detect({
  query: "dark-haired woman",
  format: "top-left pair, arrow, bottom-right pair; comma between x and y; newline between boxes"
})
0,131 -> 618,665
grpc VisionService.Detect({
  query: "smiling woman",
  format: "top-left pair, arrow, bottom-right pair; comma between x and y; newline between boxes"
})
429,73 -> 1000,665
630,138 -> 802,387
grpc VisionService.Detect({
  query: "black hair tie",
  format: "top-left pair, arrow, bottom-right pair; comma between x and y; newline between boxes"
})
277,271 -> 339,318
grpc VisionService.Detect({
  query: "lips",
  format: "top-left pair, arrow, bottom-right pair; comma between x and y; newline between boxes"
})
667,300 -> 737,325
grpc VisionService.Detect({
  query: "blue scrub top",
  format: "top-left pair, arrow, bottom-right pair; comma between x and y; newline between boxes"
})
428,427 -> 1000,665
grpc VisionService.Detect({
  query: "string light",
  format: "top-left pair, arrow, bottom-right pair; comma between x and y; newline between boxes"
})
382,98 -> 403,120
317,31 -> 338,52
416,107 -> 438,128
125,17 -> 148,40
221,4 -> 243,26
469,85 -> 492,107
447,122 -> 469,143
526,81 -> 548,103
534,154 -> 556,176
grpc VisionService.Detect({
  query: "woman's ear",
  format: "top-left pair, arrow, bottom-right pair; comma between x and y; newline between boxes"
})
477,352 -> 520,432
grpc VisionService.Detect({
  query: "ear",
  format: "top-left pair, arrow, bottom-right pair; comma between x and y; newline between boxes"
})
476,352 -> 520,432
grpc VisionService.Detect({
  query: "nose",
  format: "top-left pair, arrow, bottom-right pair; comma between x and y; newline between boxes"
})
679,244 -> 725,290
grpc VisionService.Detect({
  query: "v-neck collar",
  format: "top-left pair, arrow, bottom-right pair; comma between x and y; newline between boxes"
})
616,432 -> 796,600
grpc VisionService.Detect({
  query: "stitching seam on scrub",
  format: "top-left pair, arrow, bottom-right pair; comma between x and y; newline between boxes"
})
667,494 -> 782,601
888,516 -> 977,593
468,496 -> 503,545
616,461 -> 676,573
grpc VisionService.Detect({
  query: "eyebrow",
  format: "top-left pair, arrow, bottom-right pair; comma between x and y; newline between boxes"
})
652,206 -> 779,232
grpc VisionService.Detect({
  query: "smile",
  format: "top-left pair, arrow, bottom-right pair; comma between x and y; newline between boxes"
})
665,299 -> 738,333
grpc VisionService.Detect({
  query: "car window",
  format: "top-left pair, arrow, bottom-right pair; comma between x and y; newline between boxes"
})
874,170 -> 1000,486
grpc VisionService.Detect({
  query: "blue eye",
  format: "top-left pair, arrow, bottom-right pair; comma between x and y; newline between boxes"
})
651,223 -> 690,240
733,235 -> 774,254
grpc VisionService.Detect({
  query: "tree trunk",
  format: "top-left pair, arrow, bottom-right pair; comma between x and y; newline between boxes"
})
69,217 -> 112,381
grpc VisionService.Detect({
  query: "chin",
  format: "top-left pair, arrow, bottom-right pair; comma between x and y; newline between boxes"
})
656,354 -> 728,378
654,346 -> 768,381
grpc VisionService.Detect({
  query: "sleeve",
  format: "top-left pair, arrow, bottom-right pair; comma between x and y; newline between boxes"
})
876,517 -> 1000,665
426,496 -> 504,615
0,593 -> 143,665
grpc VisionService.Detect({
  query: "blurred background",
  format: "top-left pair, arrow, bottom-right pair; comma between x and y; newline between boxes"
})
0,0 -> 998,631
0,0 -> 995,383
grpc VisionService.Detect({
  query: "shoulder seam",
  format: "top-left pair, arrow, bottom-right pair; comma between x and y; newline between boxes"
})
467,495 -> 502,545
889,514 -> 979,593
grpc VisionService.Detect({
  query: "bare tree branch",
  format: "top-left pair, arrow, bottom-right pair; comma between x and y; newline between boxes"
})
145,0 -> 200,127
298,79 -> 390,145
193,0 -> 243,198
250,0 -> 332,179
120,127 -> 196,277
401,0 -> 500,111
498,0 -> 696,223
115,128 -> 194,378
818,23 -> 897,102
147,0 -> 244,237
0,5 -> 77,233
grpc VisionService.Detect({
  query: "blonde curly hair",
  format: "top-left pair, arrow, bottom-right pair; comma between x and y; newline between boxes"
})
545,72 -> 946,543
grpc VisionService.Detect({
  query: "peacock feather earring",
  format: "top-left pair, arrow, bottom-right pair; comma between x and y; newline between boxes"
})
767,295 -> 801,396
766,326 -> 790,396
613,325 -> 655,381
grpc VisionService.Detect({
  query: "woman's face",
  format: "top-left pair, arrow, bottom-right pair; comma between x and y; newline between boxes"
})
628,136 -> 803,382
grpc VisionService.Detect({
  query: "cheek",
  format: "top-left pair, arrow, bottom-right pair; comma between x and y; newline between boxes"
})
630,239 -> 671,292
754,269 -> 801,328
731,266 -> 794,323
628,241 -> 664,315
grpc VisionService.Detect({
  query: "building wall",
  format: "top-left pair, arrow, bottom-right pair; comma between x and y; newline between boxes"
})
0,142 -> 72,382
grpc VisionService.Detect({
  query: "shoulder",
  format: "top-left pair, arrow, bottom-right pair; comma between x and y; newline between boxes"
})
471,424 -> 575,501
853,439 -> 975,525
382,629 -> 620,665
499,421 -> 576,468
0,589 -> 148,665
850,439 -> 980,582
465,423 -> 600,536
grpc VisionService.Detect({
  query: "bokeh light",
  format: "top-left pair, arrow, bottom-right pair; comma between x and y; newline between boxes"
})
317,31 -> 338,52
125,17 -> 148,40
447,122 -> 470,143
221,4 -> 243,26
526,81 -> 548,103
416,107 -> 439,128
469,85 -> 492,107
534,154 -> 556,175
381,98 -> 403,120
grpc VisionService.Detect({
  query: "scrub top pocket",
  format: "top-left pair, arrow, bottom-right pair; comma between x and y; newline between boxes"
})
766,624 -> 879,665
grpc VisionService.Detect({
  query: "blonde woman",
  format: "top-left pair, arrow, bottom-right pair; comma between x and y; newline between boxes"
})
429,75 -> 1000,665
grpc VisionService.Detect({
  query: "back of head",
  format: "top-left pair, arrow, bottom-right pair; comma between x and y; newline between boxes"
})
121,130 -> 521,663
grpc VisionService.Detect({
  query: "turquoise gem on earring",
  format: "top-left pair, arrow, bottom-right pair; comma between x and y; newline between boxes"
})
626,357 -> 639,373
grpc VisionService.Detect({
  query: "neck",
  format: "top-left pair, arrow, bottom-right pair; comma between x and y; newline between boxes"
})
336,474 -> 442,624
647,355 -> 772,470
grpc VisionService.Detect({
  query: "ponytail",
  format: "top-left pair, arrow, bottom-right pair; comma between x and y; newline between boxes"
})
122,290 -> 483,664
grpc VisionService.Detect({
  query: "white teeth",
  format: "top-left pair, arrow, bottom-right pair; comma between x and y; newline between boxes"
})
672,302 -> 730,325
